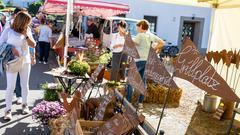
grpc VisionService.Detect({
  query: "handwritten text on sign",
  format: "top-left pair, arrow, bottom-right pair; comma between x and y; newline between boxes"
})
174,38 -> 240,102
127,60 -> 145,95
81,64 -> 104,97
122,33 -> 140,59
145,47 -> 178,88
96,109 -> 140,135
93,91 -> 114,120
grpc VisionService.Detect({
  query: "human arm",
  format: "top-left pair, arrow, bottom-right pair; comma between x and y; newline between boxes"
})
152,34 -> 165,53
23,27 -> 36,48
0,28 -> 19,56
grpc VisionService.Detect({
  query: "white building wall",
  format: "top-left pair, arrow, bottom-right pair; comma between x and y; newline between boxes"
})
104,0 -> 212,49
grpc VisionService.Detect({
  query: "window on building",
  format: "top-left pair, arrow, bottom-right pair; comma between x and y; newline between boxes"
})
144,16 -> 157,33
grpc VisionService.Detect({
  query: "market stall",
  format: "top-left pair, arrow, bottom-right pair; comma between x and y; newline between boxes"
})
41,0 -> 130,18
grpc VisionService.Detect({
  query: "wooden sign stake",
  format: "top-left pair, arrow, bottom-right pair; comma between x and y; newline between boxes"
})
155,71 -> 175,135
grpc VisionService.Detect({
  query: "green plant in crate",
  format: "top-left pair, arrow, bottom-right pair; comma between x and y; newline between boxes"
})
41,83 -> 62,101
104,81 -> 125,95
105,81 -> 121,88
67,60 -> 90,76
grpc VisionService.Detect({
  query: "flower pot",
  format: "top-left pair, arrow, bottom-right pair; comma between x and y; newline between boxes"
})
202,94 -> 219,113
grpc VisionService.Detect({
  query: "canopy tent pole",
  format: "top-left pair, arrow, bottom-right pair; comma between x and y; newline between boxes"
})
64,0 -> 74,67
206,8 -> 216,52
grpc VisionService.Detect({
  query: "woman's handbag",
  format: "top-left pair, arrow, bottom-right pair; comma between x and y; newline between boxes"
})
5,40 -> 27,73
6,56 -> 25,72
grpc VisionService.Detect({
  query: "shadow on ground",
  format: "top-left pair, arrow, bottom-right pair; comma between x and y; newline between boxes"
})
0,99 -> 44,135
185,104 -> 240,135
2,122 -> 50,135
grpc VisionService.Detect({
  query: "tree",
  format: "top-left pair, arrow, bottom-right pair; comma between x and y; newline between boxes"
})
27,1 -> 43,15
0,0 -> 5,9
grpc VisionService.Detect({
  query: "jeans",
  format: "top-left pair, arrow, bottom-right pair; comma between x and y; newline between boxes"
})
39,41 -> 50,62
5,63 -> 31,112
126,60 -> 146,103
110,52 -> 128,81
15,73 -> 21,97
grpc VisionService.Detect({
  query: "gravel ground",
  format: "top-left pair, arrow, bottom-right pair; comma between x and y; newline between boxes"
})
139,77 -> 204,135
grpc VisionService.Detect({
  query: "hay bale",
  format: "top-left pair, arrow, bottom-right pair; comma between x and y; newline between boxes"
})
144,82 -> 182,107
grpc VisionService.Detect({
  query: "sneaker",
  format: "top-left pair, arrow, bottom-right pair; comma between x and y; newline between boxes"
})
22,104 -> 30,115
138,103 -> 143,109
43,61 -> 47,64
4,110 -> 12,121
16,97 -> 22,105
39,61 -> 43,64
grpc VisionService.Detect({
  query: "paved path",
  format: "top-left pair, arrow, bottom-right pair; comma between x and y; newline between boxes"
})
0,50 -> 58,135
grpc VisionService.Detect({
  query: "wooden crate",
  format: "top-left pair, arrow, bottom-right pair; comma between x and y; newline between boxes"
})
77,119 -> 106,135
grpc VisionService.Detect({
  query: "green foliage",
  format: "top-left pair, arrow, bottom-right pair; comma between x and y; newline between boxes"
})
67,60 -> 90,76
105,81 -> 121,88
46,14 -> 55,20
27,1 -> 43,15
0,0 -> 5,9
86,49 -> 112,64
41,83 -> 62,101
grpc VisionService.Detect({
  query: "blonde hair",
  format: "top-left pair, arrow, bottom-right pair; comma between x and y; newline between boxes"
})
11,11 -> 32,33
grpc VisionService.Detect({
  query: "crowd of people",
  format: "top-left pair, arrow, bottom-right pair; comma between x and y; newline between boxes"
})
0,6 -> 165,121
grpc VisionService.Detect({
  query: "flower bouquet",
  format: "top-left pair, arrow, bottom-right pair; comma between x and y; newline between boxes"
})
32,101 -> 66,125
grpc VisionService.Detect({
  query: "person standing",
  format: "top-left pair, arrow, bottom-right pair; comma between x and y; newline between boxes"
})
38,19 -> 53,64
0,11 -> 36,120
3,7 -> 25,105
126,19 -> 165,107
86,18 -> 100,39
110,20 -> 128,81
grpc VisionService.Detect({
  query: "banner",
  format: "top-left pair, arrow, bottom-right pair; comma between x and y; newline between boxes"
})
96,109 -> 140,135
127,60 -> 146,95
93,91 -> 114,120
174,38 -> 240,102
81,64 -> 104,96
122,32 -> 140,58
145,47 -> 178,89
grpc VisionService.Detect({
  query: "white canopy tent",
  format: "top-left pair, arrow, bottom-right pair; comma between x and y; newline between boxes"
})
147,0 -> 240,51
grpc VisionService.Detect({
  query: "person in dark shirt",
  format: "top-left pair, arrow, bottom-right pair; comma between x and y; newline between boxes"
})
86,18 -> 100,39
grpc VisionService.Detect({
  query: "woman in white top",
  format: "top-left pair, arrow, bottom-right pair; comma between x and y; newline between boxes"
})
110,20 -> 128,81
38,19 -> 53,64
0,11 -> 36,120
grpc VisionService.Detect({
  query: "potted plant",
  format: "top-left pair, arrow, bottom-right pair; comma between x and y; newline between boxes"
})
32,101 -> 66,125
104,81 -> 124,95
67,60 -> 90,76
41,82 -> 62,101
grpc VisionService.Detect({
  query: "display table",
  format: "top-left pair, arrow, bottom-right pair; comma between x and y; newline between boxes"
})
44,67 -> 89,95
